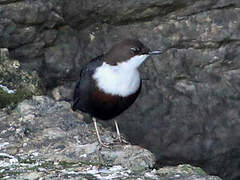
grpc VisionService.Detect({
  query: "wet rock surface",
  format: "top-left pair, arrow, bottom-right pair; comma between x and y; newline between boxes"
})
1,1 -> 240,179
0,96 -> 221,180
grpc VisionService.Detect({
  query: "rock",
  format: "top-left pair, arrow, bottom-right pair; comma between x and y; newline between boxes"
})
100,145 -> 155,172
1,1 -> 240,179
0,96 -> 156,176
154,164 -> 222,180
0,96 -> 221,179
52,82 -> 75,101
0,48 -> 44,109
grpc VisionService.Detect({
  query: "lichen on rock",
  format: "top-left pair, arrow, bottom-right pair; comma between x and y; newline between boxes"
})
0,48 -> 44,109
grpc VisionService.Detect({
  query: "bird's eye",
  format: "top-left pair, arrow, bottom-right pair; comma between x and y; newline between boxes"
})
130,47 -> 140,52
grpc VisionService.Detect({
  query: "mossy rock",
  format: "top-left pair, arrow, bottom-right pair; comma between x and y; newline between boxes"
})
157,164 -> 207,177
0,88 -> 34,109
0,48 -> 44,109
157,164 -> 221,179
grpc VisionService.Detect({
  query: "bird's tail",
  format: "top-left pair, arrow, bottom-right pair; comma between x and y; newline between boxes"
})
72,98 -> 80,111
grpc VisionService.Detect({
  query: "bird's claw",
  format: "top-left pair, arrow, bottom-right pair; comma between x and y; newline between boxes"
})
98,141 -> 112,149
113,135 -> 129,145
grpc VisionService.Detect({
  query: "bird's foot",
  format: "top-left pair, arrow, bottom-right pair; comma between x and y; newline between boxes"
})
113,135 -> 129,145
97,140 -> 112,149
112,120 -> 129,145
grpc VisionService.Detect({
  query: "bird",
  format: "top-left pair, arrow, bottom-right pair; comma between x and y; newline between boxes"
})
72,39 -> 163,147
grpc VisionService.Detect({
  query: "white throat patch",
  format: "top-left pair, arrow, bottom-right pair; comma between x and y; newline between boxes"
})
93,55 -> 149,97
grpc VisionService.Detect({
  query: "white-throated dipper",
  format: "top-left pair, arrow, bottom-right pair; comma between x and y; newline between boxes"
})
72,39 -> 163,147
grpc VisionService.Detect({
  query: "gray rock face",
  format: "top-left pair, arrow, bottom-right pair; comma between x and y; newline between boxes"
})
2,96 -> 155,170
1,1 -> 240,179
0,96 -> 220,180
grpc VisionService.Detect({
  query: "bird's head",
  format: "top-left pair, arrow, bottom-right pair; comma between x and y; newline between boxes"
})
105,39 -> 163,69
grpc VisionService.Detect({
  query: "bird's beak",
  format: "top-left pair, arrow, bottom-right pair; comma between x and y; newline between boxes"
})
148,50 -> 164,55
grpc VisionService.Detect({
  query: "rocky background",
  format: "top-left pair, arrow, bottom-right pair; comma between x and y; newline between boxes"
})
1,0 -> 240,180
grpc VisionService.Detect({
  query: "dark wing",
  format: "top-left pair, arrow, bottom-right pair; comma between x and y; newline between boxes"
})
72,55 -> 104,111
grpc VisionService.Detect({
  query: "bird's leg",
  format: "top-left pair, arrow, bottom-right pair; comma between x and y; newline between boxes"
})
93,117 -> 109,148
114,119 -> 122,143
114,119 -> 128,144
